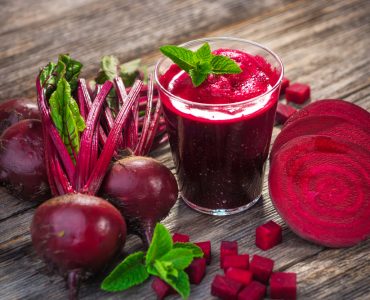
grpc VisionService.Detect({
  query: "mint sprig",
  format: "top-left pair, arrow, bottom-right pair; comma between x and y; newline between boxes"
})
160,42 -> 242,87
101,223 -> 203,299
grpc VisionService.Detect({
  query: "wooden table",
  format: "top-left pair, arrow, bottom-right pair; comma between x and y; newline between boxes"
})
1,0 -> 369,299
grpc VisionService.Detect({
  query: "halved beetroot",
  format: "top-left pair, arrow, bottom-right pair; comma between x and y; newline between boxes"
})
284,99 -> 370,134
269,135 -> 370,247
270,115 -> 370,159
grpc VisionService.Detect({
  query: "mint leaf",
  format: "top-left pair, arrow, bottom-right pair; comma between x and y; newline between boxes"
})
101,252 -> 149,292
153,260 -> 179,281
162,268 -> 190,300
173,242 -> 204,258
195,42 -> 212,61
160,42 -> 241,86
189,69 -> 208,87
160,45 -> 196,73
210,55 -> 242,74
146,223 -> 173,265
49,78 -> 85,160
159,248 -> 194,270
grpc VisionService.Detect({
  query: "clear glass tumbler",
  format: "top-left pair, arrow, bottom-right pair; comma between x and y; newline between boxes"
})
155,37 -> 283,215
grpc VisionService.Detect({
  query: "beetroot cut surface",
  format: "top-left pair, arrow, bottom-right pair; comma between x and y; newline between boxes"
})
270,115 -> 370,160
269,135 -> 370,247
284,99 -> 370,134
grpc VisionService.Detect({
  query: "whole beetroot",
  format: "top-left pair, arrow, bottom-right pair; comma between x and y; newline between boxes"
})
0,119 -> 50,201
31,194 -> 127,299
0,98 -> 40,135
102,156 -> 178,246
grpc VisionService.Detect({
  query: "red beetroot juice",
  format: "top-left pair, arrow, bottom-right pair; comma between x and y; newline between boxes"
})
155,38 -> 283,215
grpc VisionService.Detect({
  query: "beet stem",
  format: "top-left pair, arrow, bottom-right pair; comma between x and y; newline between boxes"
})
134,74 -> 154,155
74,81 -> 113,191
84,79 -> 143,195
36,77 -> 75,182
67,269 -> 81,300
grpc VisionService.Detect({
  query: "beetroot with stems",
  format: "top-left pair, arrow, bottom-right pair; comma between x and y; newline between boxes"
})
270,115 -> 370,160
101,76 -> 178,247
275,103 -> 297,125
255,220 -> 282,250
32,72 -> 143,298
223,254 -> 249,271
172,233 -> 190,243
269,135 -> 370,247
285,83 -> 310,104
211,274 -> 243,300
185,258 -> 206,284
151,277 -> 176,299
0,98 -> 40,135
225,268 -> 253,286
250,255 -> 274,284
102,156 -> 178,246
237,281 -> 266,300
0,119 -> 50,201
220,241 -> 238,268
284,99 -> 370,134
270,272 -> 297,300
195,241 -> 211,264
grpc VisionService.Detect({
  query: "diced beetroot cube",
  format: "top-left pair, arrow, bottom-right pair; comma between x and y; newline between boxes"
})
286,83 -> 310,104
195,241 -> 212,264
185,258 -> 206,284
280,77 -> 290,94
275,103 -> 297,125
220,241 -> 238,268
211,274 -> 243,300
250,255 -> 274,283
238,281 -> 266,300
225,268 -> 253,286
172,233 -> 190,243
270,272 -> 297,300
223,254 -> 249,271
151,277 -> 175,300
255,220 -> 282,250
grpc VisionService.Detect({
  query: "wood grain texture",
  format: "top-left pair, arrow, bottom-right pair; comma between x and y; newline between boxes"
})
0,0 -> 369,299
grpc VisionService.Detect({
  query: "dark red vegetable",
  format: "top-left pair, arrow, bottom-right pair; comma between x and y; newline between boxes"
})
237,281 -> 266,300
0,119 -> 50,201
185,258 -> 207,284
269,135 -> 370,247
270,272 -> 297,300
220,241 -> 238,268
172,233 -> 190,243
151,277 -> 175,299
31,75 -> 142,299
102,156 -> 178,246
285,83 -> 310,104
275,103 -> 297,125
223,254 -> 249,271
284,99 -> 370,134
255,220 -> 282,251
250,255 -> 274,284
0,98 -> 40,135
271,115 -> 370,160
211,274 -> 243,300
225,268 -> 253,286
194,241 -> 212,264
280,77 -> 290,95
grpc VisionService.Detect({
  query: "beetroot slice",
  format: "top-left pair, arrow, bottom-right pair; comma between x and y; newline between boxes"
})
270,115 -> 370,160
269,135 -> 370,247
284,99 -> 370,134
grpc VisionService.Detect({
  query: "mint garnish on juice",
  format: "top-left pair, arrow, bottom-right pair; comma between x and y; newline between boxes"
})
160,42 -> 242,86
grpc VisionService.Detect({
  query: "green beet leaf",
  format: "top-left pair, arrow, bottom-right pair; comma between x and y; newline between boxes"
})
101,252 -> 149,292
146,223 -> 173,266
173,242 -> 204,258
49,78 -> 85,161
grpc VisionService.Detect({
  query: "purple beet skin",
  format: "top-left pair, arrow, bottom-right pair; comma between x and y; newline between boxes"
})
0,119 -> 50,201
0,98 -> 40,135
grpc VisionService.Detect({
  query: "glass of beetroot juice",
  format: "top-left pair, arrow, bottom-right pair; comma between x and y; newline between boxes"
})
155,37 -> 283,215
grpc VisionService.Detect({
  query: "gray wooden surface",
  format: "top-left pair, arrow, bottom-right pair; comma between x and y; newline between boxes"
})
1,0 -> 369,299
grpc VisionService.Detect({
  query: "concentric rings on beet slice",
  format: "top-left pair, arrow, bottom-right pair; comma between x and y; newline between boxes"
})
284,99 -> 370,134
269,135 -> 370,248
270,115 -> 370,160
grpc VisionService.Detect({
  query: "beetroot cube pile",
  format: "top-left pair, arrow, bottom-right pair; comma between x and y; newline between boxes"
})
211,235 -> 297,300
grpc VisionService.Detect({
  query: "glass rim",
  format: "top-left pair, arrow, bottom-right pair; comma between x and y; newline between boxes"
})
154,36 -> 284,108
